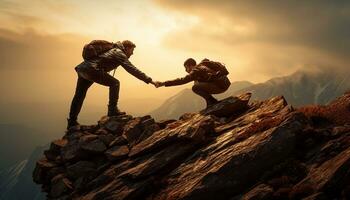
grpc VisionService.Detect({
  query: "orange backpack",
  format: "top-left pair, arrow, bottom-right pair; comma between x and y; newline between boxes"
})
82,40 -> 116,60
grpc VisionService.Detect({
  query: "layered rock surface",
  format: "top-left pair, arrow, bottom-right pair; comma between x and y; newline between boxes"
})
33,92 -> 350,200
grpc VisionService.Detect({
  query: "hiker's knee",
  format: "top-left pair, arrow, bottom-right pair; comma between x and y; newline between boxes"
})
192,84 -> 202,94
110,79 -> 120,88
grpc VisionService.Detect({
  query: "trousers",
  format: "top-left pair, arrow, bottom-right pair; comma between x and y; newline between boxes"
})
192,76 -> 231,103
68,66 -> 119,120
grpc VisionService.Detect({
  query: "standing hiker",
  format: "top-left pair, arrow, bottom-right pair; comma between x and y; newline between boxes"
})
154,58 -> 231,108
67,40 -> 156,129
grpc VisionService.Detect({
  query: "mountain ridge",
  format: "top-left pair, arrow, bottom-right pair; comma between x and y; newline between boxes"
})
33,91 -> 350,199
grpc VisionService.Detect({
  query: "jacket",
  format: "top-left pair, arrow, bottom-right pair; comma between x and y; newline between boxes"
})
75,41 -> 152,84
163,64 -> 229,87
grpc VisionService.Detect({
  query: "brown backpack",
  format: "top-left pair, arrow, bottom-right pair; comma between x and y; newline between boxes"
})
82,40 -> 116,60
199,58 -> 229,76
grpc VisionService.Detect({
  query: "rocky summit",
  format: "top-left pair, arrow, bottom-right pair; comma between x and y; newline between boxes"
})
33,92 -> 350,200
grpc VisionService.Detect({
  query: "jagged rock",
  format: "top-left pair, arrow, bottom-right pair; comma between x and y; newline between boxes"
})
200,92 -> 251,117
119,142 -> 194,180
47,167 -> 66,181
301,192 -> 328,200
98,134 -> 115,146
79,135 -> 107,154
109,135 -> 128,147
241,184 -> 274,200
154,112 -> 306,200
81,178 -> 154,200
123,116 -> 159,147
104,120 -> 125,135
179,112 -> 197,120
99,115 -> 133,135
105,145 -> 129,161
129,114 -> 215,157
332,124 -> 350,137
156,119 -> 177,129
33,93 -> 350,200
33,157 -> 58,184
122,118 -> 143,146
66,161 -> 97,180
292,146 -> 350,198
50,174 -> 73,198
43,139 -> 69,162
44,150 -> 60,161
61,140 -> 81,162
50,139 -> 68,153
95,128 -> 109,135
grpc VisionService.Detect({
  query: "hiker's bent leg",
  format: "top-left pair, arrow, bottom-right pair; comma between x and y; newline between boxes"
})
69,76 -> 93,120
85,70 -> 122,115
192,82 -> 219,107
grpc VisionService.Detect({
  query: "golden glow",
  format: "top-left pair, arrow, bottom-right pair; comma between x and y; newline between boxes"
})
1,0 -> 346,116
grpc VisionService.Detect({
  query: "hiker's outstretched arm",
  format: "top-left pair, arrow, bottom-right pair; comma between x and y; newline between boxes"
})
163,74 -> 194,87
120,59 -> 152,83
107,49 -> 152,83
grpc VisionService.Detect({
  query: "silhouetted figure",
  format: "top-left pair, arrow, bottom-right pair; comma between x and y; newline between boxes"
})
155,58 -> 231,108
67,40 -> 155,129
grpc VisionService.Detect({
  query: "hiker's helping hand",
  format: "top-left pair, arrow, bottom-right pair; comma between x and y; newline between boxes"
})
153,81 -> 164,88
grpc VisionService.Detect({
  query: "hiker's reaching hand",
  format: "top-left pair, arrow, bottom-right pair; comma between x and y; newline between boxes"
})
154,81 -> 164,88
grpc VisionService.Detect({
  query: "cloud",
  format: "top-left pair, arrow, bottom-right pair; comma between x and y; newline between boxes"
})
0,28 -> 89,71
155,0 -> 350,75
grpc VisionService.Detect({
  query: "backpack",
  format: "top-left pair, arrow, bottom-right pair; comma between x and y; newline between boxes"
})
199,58 -> 229,76
82,40 -> 115,60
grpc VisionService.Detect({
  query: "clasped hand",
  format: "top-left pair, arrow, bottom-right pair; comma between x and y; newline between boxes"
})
150,81 -> 164,88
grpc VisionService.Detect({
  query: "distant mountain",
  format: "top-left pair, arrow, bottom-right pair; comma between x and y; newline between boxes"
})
149,81 -> 253,120
0,124 -> 47,170
238,68 -> 350,106
0,145 -> 46,200
150,68 -> 350,120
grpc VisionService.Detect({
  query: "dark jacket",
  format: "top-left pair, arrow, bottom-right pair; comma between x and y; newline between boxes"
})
164,64 -> 230,88
75,41 -> 152,84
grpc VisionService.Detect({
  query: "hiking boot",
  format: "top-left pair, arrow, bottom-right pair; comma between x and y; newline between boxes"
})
67,118 -> 80,130
107,106 -> 126,116
205,96 -> 219,108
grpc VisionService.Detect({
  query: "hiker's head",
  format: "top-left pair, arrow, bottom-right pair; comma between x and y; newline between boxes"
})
122,40 -> 136,58
184,58 -> 196,73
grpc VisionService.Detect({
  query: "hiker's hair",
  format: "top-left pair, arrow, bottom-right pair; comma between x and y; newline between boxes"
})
184,58 -> 196,67
122,40 -> 136,49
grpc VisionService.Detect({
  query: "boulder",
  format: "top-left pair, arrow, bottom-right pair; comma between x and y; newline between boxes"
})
105,145 -> 129,161
123,116 -> 159,147
50,174 -> 73,198
200,92 -> 251,117
33,157 -> 57,184
79,136 -> 107,154
61,140 -> 81,162
129,114 -> 215,157
66,161 -> 97,180
109,135 -> 128,147
98,134 -> 115,146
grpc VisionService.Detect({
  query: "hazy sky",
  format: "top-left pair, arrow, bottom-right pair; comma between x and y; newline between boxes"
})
0,0 -> 349,111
